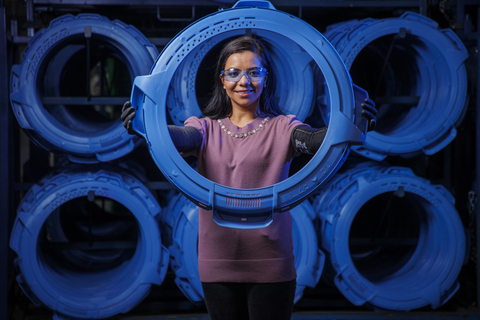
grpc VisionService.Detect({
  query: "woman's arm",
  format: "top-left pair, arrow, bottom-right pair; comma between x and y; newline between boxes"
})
290,126 -> 328,154
167,125 -> 202,152
121,101 -> 202,152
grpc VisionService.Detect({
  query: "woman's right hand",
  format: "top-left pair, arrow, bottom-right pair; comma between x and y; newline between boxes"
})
121,101 -> 137,135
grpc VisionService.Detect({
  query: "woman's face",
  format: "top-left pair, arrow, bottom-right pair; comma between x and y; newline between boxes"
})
220,51 -> 267,115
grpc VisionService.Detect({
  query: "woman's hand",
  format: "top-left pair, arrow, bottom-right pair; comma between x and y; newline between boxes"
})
361,98 -> 377,132
121,101 -> 137,135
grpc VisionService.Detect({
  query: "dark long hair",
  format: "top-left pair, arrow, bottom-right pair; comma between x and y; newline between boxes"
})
202,36 -> 283,119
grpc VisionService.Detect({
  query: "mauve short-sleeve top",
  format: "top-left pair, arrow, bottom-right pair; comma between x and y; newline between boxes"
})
184,114 -> 303,283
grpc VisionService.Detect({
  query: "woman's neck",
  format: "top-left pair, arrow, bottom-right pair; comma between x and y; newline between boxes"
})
229,108 -> 261,128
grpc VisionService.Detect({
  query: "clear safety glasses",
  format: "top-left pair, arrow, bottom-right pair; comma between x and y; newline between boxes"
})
221,67 -> 268,82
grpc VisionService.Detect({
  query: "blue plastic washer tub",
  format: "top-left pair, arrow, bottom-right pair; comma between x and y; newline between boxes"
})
10,14 -> 157,163
131,0 -> 369,228
161,192 -> 324,304
324,12 -> 468,160
160,192 -> 203,304
313,161 -> 466,310
10,164 -> 169,319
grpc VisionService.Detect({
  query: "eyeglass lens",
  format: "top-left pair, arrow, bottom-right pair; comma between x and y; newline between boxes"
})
222,68 -> 266,81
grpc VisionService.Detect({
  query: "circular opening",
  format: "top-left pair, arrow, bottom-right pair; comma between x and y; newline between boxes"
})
349,34 -> 421,135
172,32 -> 330,177
349,190 -> 420,283
141,20 -> 356,225
41,196 -> 138,276
195,37 -> 229,111
39,37 -> 133,133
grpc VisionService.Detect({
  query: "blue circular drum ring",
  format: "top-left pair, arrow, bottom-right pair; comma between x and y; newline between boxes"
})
313,161 -> 466,310
9,164 -> 169,319
10,14 -> 158,163
131,5 -> 369,228
324,12 -> 468,160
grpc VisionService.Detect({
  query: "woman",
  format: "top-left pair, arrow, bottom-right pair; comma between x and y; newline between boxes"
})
122,36 -> 376,320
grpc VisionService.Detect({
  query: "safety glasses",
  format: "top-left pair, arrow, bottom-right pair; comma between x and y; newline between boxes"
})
221,67 -> 268,82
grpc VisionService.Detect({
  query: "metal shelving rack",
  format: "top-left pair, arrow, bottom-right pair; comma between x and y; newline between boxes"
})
1,1 -> 479,319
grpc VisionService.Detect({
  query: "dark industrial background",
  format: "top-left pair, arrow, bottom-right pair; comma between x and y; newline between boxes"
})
1,0 -> 479,319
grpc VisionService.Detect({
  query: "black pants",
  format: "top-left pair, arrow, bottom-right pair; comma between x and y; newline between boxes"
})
201,280 -> 296,320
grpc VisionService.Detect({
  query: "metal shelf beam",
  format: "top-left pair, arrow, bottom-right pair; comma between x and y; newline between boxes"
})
32,0 -> 424,7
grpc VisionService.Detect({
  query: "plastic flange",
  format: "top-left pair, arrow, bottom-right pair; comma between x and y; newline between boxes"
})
161,193 -> 324,304
10,164 -> 169,319
313,161 -> 466,310
10,14 -> 158,163
130,1 -> 369,228
324,12 -> 469,160
291,199 -> 325,303
160,193 -> 203,304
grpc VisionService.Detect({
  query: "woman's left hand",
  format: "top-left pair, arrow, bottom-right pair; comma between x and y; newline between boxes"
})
361,98 -> 377,132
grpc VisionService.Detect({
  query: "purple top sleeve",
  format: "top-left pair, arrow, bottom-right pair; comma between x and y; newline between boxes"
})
184,114 -> 303,283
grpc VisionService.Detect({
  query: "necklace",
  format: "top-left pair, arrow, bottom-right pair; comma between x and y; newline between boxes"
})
217,116 -> 270,139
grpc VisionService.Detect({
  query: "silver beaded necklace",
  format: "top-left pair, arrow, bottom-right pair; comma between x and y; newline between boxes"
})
217,116 -> 270,139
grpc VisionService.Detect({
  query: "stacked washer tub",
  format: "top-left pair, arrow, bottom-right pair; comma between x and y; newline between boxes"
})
10,163 -> 169,319
311,12 -> 469,310
9,14 -> 171,320
8,0 -> 470,318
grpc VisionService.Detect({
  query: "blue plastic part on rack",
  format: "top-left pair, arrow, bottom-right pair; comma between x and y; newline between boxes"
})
131,1 -> 369,229
324,12 -> 469,160
313,161 -> 466,310
232,0 -> 277,9
9,164 -> 169,319
161,193 -> 323,304
161,193 -> 203,305
9,14 -> 157,163
291,200 -> 325,303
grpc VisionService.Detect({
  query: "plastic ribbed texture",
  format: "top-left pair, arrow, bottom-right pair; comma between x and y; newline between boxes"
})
9,164 -> 169,319
130,2 -> 369,228
10,14 -> 158,163
324,12 -> 468,160
313,161 -> 466,310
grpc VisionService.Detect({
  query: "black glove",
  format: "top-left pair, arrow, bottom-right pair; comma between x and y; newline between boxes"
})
121,101 -> 138,136
120,101 -> 201,151
361,98 -> 377,132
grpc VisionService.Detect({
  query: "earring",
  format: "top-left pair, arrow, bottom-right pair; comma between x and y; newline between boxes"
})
263,82 -> 266,88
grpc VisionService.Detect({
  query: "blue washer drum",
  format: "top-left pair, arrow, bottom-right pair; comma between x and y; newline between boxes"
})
160,192 -> 203,305
313,161 -> 466,310
324,12 -> 469,160
162,193 -> 323,304
9,164 -> 169,319
130,0 -> 369,229
10,14 -> 157,163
